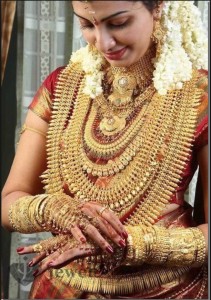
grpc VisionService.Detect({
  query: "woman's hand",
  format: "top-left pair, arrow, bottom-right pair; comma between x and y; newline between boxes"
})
71,202 -> 128,254
17,235 -> 100,277
16,200 -> 129,276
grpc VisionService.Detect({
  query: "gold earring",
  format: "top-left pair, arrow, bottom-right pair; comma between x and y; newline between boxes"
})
151,15 -> 165,56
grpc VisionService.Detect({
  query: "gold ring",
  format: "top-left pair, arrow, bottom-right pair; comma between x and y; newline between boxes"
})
98,206 -> 107,217
32,243 -> 43,253
79,219 -> 90,231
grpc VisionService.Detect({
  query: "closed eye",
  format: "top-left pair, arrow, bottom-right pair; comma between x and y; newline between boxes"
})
108,21 -> 129,29
80,23 -> 94,30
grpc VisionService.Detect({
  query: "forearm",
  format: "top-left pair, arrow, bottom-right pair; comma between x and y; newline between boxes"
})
3,193 -> 81,234
124,224 -> 208,268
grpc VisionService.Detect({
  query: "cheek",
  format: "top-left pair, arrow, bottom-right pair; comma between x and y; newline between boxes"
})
82,31 -> 95,44
133,25 -> 153,48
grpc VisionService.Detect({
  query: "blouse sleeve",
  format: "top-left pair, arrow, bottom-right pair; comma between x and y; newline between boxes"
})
193,69 -> 208,152
28,66 -> 65,123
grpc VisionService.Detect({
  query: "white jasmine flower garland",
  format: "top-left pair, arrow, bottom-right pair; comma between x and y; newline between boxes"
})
70,1 -> 208,97
70,45 -> 105,98
177,1 -> 208,70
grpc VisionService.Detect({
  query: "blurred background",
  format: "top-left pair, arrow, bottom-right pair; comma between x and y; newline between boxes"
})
1,1 -> 208,298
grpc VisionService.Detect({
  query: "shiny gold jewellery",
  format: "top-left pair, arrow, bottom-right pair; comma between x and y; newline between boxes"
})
42,60 -> 202,226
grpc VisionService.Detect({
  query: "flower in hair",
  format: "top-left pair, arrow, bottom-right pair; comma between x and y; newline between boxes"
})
153,1 -> 207,95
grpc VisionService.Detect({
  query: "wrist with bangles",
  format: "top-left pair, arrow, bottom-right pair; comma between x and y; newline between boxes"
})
124,225 -> 207,267
8,194 -> 100,234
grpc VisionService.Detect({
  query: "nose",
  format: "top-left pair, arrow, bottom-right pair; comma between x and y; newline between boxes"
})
95,28 -> 116,53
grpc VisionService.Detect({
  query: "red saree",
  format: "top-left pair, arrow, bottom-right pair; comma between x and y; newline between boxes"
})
28,68 -> 208,299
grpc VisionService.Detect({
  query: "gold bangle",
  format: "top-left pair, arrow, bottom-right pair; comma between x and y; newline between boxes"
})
20,123 -> 46,137
125,225 -> 147,265
190,228 -> 207,266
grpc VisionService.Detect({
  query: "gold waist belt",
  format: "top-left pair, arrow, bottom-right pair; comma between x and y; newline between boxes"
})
50,265 -> 191,295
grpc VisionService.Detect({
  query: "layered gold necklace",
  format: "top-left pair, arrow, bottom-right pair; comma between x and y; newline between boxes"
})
43,47 -> 202,226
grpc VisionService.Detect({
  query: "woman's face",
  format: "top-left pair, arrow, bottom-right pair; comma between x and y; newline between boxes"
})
72,1 -> 156,67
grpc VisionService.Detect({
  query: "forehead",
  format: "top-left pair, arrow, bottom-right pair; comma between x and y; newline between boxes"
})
72,1 -> 144,17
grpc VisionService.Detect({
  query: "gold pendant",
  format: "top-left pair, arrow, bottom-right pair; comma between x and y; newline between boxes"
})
108,75 -> 137,106
99,115 -> 126,136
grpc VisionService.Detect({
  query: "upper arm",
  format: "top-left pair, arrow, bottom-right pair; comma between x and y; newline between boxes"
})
2,110 -> 48,197
2,67 -> 66,196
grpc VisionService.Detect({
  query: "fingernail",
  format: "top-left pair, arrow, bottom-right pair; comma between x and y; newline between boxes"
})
16,247 -> 24,252
105,246 -> 114,254
122,231 -> 128,239
33,269 -> 39,277
118,240 -> 126,247
28,260 -> 33,267
80,237 -> 86,243
48,261 -> 55,267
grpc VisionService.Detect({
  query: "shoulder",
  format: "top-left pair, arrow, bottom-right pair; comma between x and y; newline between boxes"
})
42,66 -> 66,95
28,66 -> 66,123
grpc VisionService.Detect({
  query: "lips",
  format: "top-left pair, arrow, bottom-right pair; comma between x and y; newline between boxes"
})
104,47 -> 127,60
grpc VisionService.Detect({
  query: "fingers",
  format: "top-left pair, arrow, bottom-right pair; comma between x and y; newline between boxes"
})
16,245 -> 41,254
32,243 -> 97,276
82,202 -> 128,239
96,206 -> 128,239
97,217 -> 126,248
28,252 -> 46,267
31,250 -> 61,277
83,223 -> 115,254
80,203 -> 127,250
70,225 -> 87,244
48,244 -> 96,268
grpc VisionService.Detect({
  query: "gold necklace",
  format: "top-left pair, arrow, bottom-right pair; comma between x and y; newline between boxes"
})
43,58 -> 202,225
84,89 -> 153,159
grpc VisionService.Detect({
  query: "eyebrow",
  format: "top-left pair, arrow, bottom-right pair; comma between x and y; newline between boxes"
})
73,11 -> 129,23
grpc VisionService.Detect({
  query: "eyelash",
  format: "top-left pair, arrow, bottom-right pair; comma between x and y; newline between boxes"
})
80,22 -> 128,30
